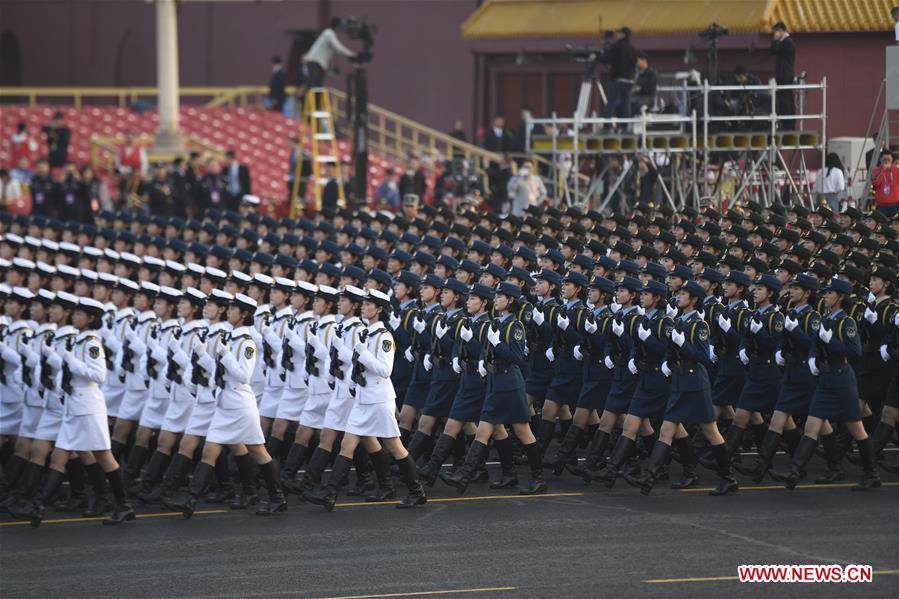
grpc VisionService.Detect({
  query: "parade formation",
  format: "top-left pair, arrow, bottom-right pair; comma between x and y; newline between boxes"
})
0,196 -> 897,529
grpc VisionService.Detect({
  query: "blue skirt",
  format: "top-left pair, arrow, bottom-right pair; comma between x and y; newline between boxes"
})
628,382 -> 670,419
481,369 -> 530,424
525,364 -> 554,398
576,378 -> 611,411
774,380 -> 814,417
449,375 -> 485,423
604,379 -> 637,414
665,387 -> 715,424
546,377 -> 582,408
711,373 -> 745,408
737,366 -> 782,412
402,380 -> 430,409
422,379 -> 461,418
808,367 -> 862,422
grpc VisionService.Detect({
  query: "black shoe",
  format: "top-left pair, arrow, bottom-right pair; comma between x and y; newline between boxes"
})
364,487 -> 397,502
55,492 -> 88,513
549,425 -> 584,476
163,492 -> 198,519
229,491 -> 259,510
670,470 -> 699,489
138,485 -> 163,505
814,468 -> 845,484
256,491 -> 288,515
345,472 -> 375,497
102,503 -> 136,525
708,442 -> 738,496
489,472 -> 519,489
204,486 -> 235,504
852,437 -> 882,491
851,474 -> 882,491
396,484 -> 427,509
519,441 -> 548,495
394,454 -> 427,509
709,477 -> 738,496
305,487 -> 338,511
82,493 -> 114,517
440,441 -> 486,494
11,499 -> 46,528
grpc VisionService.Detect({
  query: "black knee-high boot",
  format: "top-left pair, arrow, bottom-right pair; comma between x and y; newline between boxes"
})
295,446 -> 331,500
399,428 -> 413,447
582,423 -> 599,449
102,468 -> 135,525
230,453 -> 259,509
625,441 -> 672,495
724,424 -> 746,460
549,424 -> 585,475
395,454 -> 427,509
83,462 -> 113,517
365,449 -> 396,502
670,436 -> 699,489
440,440 -> 487,493
872,421 -> 895,454
164,461 -> 215,518
110,439 -> 126,461
56,458 -> 87,512
738,429 -> 781,483
2,454 -> 27,493
814,433 -> 845,484
781,427 -> 801,455
11,468 -> 65,528
159,452 -> 193,502
136,451 -> 172,503
537,419 -> 556,454
123,444 -> 150,488
490,436 -> 519,489
708,443 -> 738,496
852,437 -> 882,491
256,459 -> 287,515
346,447 -> 375,496
205,451 -> 235,503
4,462 -> 44,513
750,422 -> 768,452
281,443 -> 307,483
589,435 -> 636,488
307,455 -> 353,511
406,430 -> 435,463
419,434 -> 457,487
265,436 -> 285,464
519,441 -> 548,495
770,435 -> 817,489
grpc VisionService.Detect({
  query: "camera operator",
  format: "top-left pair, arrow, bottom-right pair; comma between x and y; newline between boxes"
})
305,17 -> 356,87
41,111 -> 71,168
631,53 -> 657,115
728,66 -> 768,128
601,27 -> 637,128
771,22 -> 796,129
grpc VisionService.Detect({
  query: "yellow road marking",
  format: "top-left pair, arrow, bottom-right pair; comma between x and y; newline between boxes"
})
314,586 -> 518,599
678,481 -> 899,493
0,509 -> 227,527
336,492 -> 583,507
643,569 -> 899,584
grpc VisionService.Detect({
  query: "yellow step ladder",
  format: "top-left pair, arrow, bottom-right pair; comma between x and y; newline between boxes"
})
290,88 -> 345,217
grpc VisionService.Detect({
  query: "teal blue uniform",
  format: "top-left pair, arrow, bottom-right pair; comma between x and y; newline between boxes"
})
664,310 -> 715,424
603,306 -> 641,414
774,303 -> 820,416
736,304 -> 784,413
628,309 -> 674,419
710,300 -> 751,408
403,302 -> 443,409
449,312 -> 490,423
525,298 -> 560,397
422,307 -> 467,417
481,313 -> 530,424
701,295 -> 725,385
808,309 -> 863,421
545,299 -> 589,408
576,306 -> 613,411
390,299 -> 417,408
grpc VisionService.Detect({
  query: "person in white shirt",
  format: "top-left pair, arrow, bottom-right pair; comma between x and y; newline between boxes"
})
304,17 -> 356,87
893,6 -> 899,43
814,152 -> 846,213
506,159 -> 547,217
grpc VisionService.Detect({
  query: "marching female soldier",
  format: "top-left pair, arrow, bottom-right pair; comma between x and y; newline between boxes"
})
167,294 -> 287,517
258,276 -> 295,439
98,274 -> 134,424
525,269 -> 562,435
770,278 -> 881,491
306,289 -> 427,511
709,271 -> 752,431
0,286 -> 34,472
11,298 -> 135,527
387,271 -> 420,411
441,282 -> 547,495
624,281 -> 737,496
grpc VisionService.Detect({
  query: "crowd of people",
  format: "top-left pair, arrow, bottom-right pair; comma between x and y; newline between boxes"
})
0,193 -> 897,530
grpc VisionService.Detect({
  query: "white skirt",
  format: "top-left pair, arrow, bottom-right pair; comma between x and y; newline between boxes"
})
104,384 -> 126,418
0,401 -> 23,436
117,387 -> 147,421
207,405 -> 265,446
258,386 -> 284,419
299,390 -> 331,430
323,385 -> 355,432
17,404 -> 44,439
139,395 -> 170,430
185,399 -> 217,437
162,394 -> 194,434
275,386 -> 308,422
56,409 -> 112,452
346,399 -> 400,439
33,408 -> 64,442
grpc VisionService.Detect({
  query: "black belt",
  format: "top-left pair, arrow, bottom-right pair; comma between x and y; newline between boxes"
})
486,363 -> 514,374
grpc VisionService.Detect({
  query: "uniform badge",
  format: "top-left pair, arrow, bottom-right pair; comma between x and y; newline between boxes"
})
245,346 -> 254,359
382,339 -> 393,352
513,327 -> 524,341
698,327 -> 709,341
811,320 -> 821,331
773,319 -> 783,332
845,324 -> 857,339
89,346 -> 100,359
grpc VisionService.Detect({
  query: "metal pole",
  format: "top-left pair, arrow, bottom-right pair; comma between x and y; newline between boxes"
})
702,80 -> 710,197
152,0 -> 185,154
768,78 -> 777,206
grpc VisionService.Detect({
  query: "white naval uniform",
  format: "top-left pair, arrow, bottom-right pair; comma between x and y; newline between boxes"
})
117,310 -> 157,421
206,326 -> 265,446
101,308 -> 135,418
299,314 -> 337,429
161,319 -> 207,433
33,325 -> 77,442
0,319 -> 33,435
138,318 -> 181,430
275,310 -> 316,422
322,316 -> 365,431
250,307 -> 271,403
185,322 -> 232,437
345,322 -> 400,439
258,306 -> 294,419
55,330 -> 112,452
18,323 -> 56,438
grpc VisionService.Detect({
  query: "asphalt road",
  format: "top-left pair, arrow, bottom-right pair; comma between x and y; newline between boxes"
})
2,456 -> 897,599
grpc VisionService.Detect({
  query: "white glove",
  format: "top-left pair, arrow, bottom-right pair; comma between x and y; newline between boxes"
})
661,361 -> 671,377
784,316 -> 799,331
459,325 -> 473,342
413,317 -> 426,333
739,348 -> 750,365
611,319 -> 624,337
573,345 -> 583,361
545,347 -> 555,362
627,358 -> 638,375
818,326 -> 833,344
775,350 -> 785,366
749,319 -> 763,334
423,354 -> 433,371
697,309 -> 706,321
353,341 -> 366,355
867,291 -> 876,304
604,356 -> 614,369
404,347 -> 414,363
670,328 -> 685,347
880,344 -> 890,362
477,359 -> 487,378
717,314 -> 731,333
435,320 -> 449,339
709,344 -> 718,363
895,312 -> 899,327
556,313 -> 570,330
452,356 -> 462,373
665,303 -> 678,318
637,324 -> 651,341
584,318 -> 597,334
487,326 -> 500,346
610,301 -> 621,314
864,307 -> 877,324
532,308 -> 545,326
389,312 -> 401,330
636,306 -> 646,316
807,356 -> 820,376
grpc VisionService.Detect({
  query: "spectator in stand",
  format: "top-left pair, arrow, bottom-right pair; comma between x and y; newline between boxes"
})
399,157 -> 427,200
81,166 -> 112,215
115,129 -> 148,203
60,162 -> 88,222
814,153 -> 846,213
631,53 -> 658,115
377,168 -> 401,212
450,120 -> 467,143
485,154 -> 514,214
10,156 -> 33,186
29,159 -> 61,217
516,106 -> 546,154
222,149 -> 251,210
483,116 -> 513,153
268,55 -> 287,112
506,158 -> 546,216
146,163 -> 176,217
8,121 -> 38,169
602,27 -> 637,127
305,17 -> 356,87
41,111 -> 71,168
321,162 -> 340,212
170,157 -> 192,218
0,169 -> 25,215
872,150 -> 899,218
186,151 -> 204,209
198,158 -> 227,212
771,22 -> 796,129
636,155 -> 659,205
340,161 -> 356,209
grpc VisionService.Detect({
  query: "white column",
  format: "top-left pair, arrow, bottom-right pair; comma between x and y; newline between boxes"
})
153,0 -> 185,153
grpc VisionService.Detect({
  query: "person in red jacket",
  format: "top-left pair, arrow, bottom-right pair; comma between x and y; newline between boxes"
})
872,151 -> 899,218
